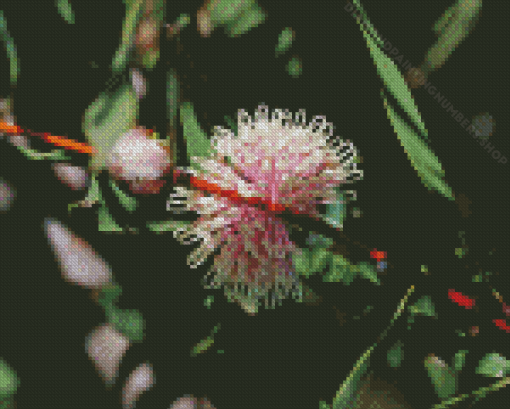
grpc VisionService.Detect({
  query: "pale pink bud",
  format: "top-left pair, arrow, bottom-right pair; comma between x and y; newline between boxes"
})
43,218 -> 114,288
51,162 -> 89,190
106,127 -> 172,194
121,362 -> 156,409
85,323 -> 131,386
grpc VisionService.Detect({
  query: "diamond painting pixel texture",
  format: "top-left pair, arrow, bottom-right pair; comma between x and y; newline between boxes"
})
168,105 -> 362,313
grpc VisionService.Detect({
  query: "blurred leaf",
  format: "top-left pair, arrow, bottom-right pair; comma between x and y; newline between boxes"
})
476,353 -> 509,378
83,84 -> 138,172
286,56 -> 302,78
109,178 -> 138,213
106,306 -> 145,343
452,350 -> 468,373
275,27 -> 294,57
111,0 -> 145,73
166,69 -> 180,128
0,358 -> 19,397
55,0 -> 75,24
225,3 -> 266,37
0,10 -> 19,86
424,355 -> 457,399
381,92 -> 454,200
387,340 -> 404,368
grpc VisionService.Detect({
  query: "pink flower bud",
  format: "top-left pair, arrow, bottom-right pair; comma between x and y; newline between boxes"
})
106,128 -> 172,194
51,162 -> 89,190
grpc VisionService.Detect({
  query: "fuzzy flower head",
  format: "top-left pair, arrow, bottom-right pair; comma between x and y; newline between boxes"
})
168,105 -> 362,314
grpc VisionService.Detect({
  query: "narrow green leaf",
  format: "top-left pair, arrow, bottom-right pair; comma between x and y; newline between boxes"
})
352,0 -> 428,139
180,102 -> 212,160
306,233 -> 334,249
476,353 -> 509,378
55,0 -> 75,24
0,11 -> 19,86
424,355 -> 457,399
83,84 -> 138,172
382,93 -> 454,200
191,323 -> 221,357
109,178 -> 138,213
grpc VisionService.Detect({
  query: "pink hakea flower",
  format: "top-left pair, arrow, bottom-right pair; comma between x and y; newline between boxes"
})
168,105 -> 362,314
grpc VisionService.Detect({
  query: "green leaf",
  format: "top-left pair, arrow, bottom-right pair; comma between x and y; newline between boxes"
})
275,27 -> 294,57
387,340 -> 404,368
225,3 -> 266,37
424,355 -> 457,399
0,358 -> 19,398
109,178 -> 138,213
98,200 -> 123,232
452,350 -> 468,373
352,0 -> 428,139
111,0 -> 145,73
0,11 -> 19,86
106,306 -> 145,343
97,282 -> 123,309
180,102 -> 213,160
191,323 -> 221,357
476,353 -> 509,378
83,84 -> 138,172
357,261 -> 381,285
381,92 -> 454,200
409,295 -> 436,318
68,172 -> 101,214
286,56 -> 302,78
293,248 -> 311,276
55,0 -> 75,24
310,247 -> 331,273
332,356 -> 371,409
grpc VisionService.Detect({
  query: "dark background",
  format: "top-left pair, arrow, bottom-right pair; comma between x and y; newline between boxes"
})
1,1 -> 509,408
